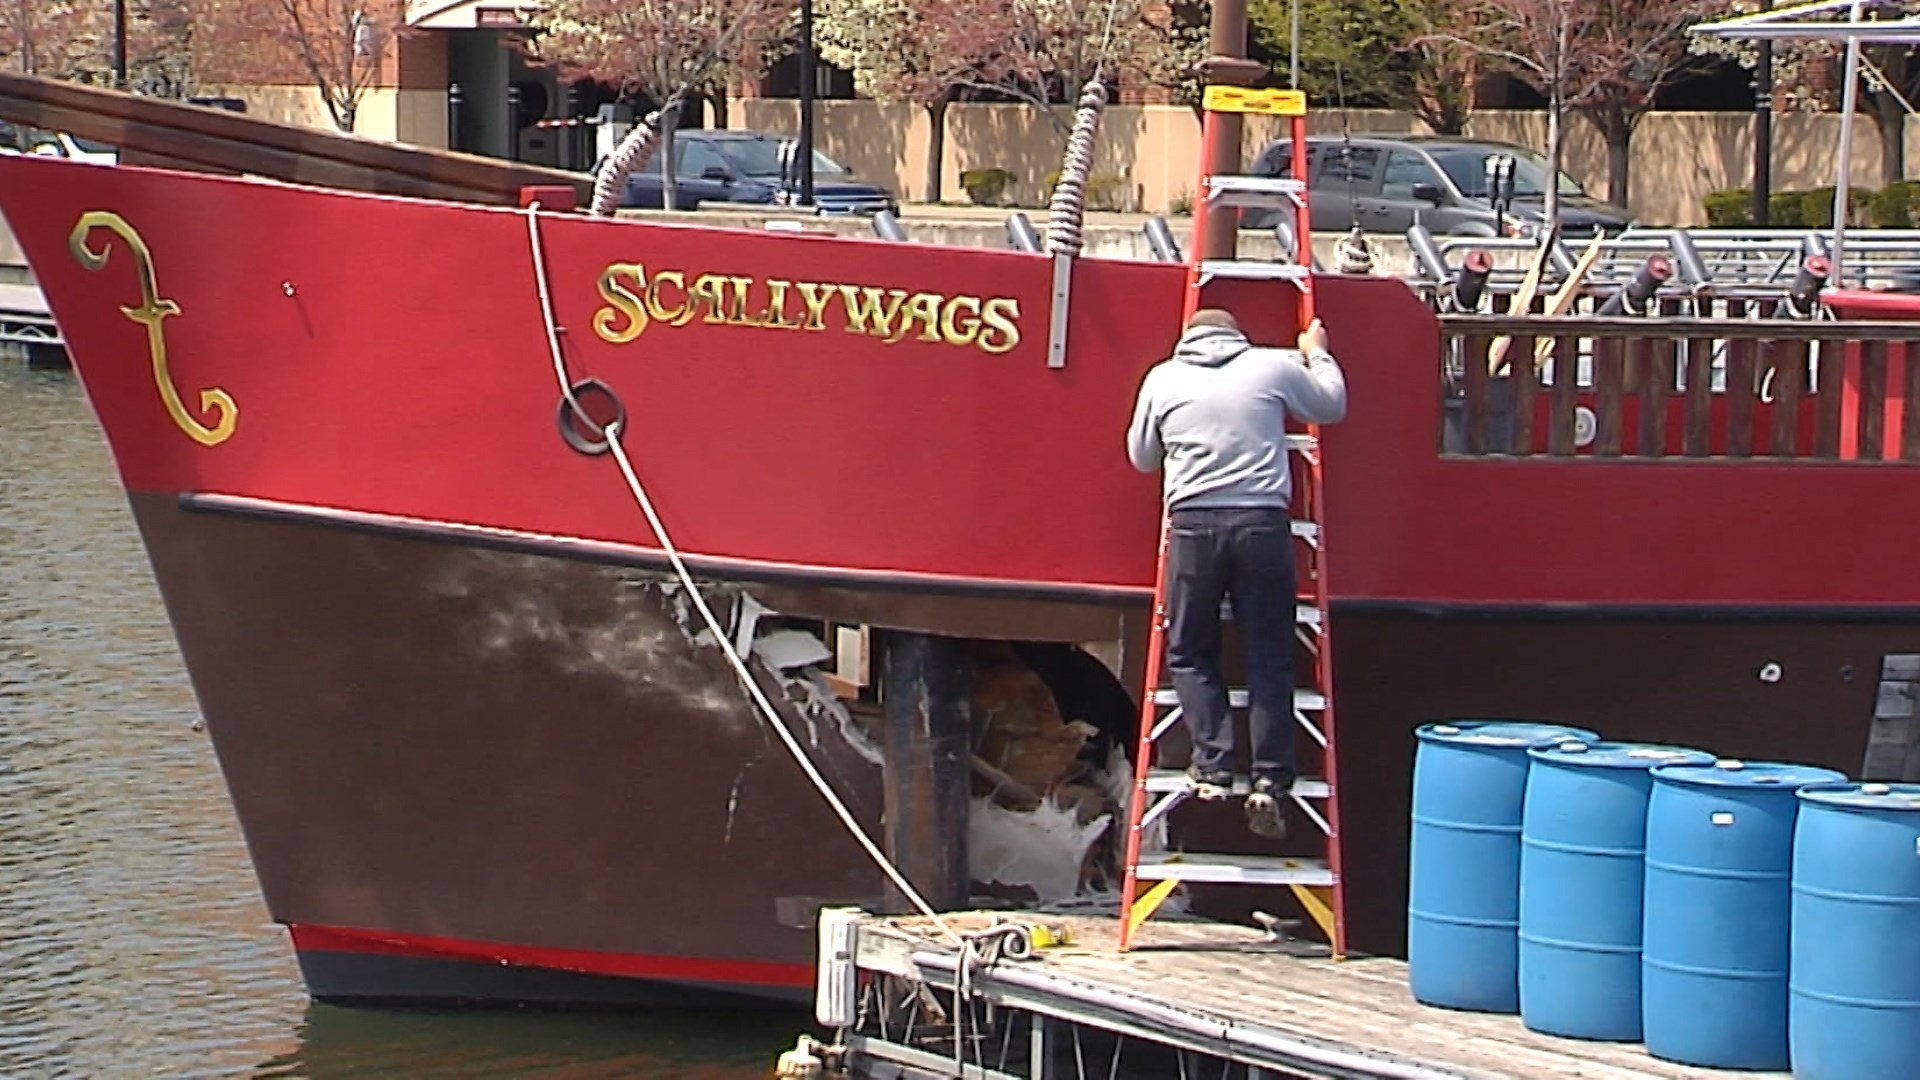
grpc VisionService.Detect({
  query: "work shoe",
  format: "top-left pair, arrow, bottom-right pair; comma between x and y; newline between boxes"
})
1245,772 -> 1294,840
1184,765 -> 1234,801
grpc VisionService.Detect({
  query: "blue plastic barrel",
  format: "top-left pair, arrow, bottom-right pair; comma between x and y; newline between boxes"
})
1642,760 -> 1844,1069
1518,740 -> 1712,1040
1408,721 -> 1598,1012
1791,782 -> 1920,1080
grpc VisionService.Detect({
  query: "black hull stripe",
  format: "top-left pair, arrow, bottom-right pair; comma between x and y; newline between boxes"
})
180,494 -> 1920,624
178,493 -> 1149,606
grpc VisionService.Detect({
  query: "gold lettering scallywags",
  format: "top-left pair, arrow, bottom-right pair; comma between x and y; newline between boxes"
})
592,264 -> 1022,355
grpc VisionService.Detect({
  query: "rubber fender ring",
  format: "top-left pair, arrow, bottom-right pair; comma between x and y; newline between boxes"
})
556,377 -> 625,456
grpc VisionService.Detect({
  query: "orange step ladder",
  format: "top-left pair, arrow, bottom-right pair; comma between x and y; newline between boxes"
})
1116,86 -> 1347,957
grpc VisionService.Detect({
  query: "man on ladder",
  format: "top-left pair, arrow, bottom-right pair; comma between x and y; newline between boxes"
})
1124,308 -> 1347,839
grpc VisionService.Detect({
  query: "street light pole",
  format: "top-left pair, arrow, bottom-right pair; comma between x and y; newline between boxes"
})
797,0 -> 817,207
1752,0 -> 1774,226
112,0 -> 128,89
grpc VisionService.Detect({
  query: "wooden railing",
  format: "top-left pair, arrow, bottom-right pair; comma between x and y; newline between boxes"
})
1439,312 -> 1920,463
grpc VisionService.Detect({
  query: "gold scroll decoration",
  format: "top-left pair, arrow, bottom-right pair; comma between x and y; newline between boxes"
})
68,211 -> 237,447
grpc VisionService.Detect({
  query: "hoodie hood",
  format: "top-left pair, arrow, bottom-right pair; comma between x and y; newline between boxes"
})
1171,326 -> 1253,367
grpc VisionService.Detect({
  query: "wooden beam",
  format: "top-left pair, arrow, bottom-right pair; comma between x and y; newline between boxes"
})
0,72 -> 590,207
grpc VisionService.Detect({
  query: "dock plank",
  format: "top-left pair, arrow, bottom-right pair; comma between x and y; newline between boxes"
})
859,913 -> 1779,1079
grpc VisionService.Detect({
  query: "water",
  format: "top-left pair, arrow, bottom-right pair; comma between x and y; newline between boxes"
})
0,362 -> 797,1077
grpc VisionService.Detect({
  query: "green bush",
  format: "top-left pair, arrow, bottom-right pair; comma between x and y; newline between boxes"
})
1872,180 -> 1920,228
1703,187 -> 1753,227
959,167 -> 1016,206
1800,186 -> 1869,227
1769,190 -> 1806,228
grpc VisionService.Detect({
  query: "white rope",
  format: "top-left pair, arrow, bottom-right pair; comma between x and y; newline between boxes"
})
522,201 -> 962,946
525,206 -> 585,424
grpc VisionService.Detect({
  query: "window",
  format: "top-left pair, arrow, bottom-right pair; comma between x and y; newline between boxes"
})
1427,146 -> 1585,198
1316,146 -> 1379,189
674,140 -> 730,179
1382,151 -> 1443,199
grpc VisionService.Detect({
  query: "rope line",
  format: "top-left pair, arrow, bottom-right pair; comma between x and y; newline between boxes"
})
522,203 -> 963,947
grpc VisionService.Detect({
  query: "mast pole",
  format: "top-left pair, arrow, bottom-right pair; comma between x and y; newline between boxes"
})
1198,0 -> 1265,262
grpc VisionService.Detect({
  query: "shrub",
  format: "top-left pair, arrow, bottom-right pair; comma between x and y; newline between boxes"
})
1872,181 -> 1920,228
1800,186 -> 1870,228
1769,190 -> 1806,228
1703,187 -> 1753,227
959,167 -> 1016,206
1086,174 -> 1130,211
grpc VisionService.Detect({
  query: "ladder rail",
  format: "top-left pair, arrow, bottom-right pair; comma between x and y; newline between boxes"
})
1116,519 -> 1174,952
1118,92 -> 1345,956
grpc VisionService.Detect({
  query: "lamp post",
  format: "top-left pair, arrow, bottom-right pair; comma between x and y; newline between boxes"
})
797,0 -> 817,207
112,0 -> 127,89
1752,0 -> 1774,226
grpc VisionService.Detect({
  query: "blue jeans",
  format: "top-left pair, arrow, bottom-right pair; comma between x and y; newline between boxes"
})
1164,506 -> 1297,782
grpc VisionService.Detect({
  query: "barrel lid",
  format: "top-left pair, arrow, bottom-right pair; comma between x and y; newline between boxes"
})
1417,721 -> 1599,748
1799,782 -> 1920,811
1528,740 -> 1714,769
1651,759 -> 1847,789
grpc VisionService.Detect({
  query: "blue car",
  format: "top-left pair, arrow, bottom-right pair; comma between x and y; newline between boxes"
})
606,130 -> 896,215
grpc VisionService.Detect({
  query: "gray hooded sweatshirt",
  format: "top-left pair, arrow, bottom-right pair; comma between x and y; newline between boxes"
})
1126,325 -> 1348,509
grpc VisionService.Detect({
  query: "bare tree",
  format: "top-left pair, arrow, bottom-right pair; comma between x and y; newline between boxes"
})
190,0 -> 404,132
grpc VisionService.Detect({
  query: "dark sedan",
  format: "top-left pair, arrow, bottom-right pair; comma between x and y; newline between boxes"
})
609,130 -> 897,215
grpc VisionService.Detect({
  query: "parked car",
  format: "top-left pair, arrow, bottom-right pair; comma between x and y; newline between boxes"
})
1241,135 -> 1631,238
604,129 -> 896,215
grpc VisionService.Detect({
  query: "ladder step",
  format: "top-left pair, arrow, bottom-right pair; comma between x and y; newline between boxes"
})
1143,769 -> 1330,799
1214,601 -> 1322,628
1197,261 -> 1311,285
1291,519 -> 1319,543
1133,852 -> 1335,887
1204,175 -> 1306,210
1285,432 -> 1316,452
1153,688 -> 1327,711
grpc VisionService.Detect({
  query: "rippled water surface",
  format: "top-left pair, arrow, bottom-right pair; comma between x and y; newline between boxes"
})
0,362 -> 795,1077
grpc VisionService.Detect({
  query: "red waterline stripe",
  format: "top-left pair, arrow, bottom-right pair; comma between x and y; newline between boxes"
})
287,924 -> 813,989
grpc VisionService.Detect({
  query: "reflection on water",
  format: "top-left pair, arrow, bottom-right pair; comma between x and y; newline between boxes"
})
0,363 -> 796,1076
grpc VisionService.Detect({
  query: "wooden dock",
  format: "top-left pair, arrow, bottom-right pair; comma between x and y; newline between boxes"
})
824,911 -> 1782,1079
0,281 -> 64,366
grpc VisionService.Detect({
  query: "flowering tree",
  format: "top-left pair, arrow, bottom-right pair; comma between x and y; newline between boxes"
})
532,0 -> 790,119
986,0 -> 1205,133
1693,5 -> 1920,186
0,1 -> 111,80
816,0 -> 1024,201
189,0 -> 406,131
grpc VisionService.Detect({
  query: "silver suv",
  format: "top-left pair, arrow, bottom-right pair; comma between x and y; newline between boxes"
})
1241,135 -> 1631,237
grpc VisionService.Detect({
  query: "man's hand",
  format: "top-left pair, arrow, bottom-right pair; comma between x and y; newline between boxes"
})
1298,318 -> 1329,357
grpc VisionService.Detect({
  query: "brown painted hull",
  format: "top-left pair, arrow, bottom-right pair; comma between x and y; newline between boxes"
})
129,490 -> 1919,1001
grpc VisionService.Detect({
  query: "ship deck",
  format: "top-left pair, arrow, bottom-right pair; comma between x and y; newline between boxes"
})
835,911 -> 1781,1079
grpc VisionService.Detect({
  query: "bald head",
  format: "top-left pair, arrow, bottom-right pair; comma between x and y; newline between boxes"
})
1187,308 -> 1241,332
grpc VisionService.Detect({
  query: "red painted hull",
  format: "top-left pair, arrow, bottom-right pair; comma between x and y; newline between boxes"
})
6,155 -> 1920,1005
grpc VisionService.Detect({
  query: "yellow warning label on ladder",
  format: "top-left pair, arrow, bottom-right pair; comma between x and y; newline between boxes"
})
1202,86 -> 1307,116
